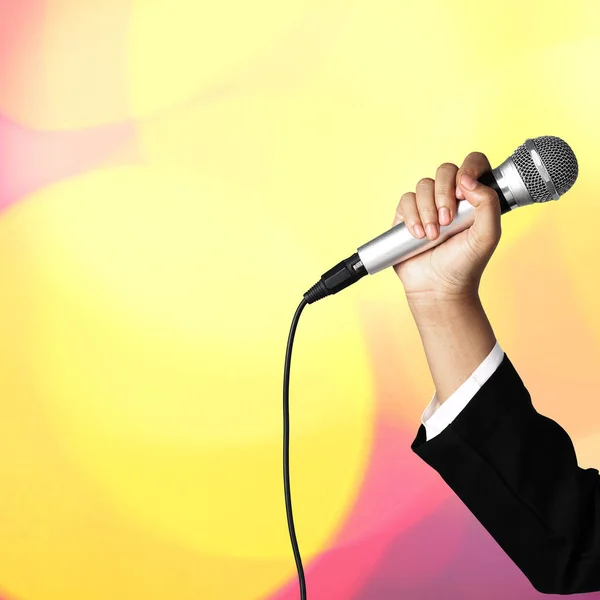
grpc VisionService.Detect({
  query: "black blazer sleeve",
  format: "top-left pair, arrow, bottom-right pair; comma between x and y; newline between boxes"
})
411,353 -> 600,595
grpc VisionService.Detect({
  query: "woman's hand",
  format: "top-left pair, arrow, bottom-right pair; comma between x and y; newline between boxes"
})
393,152 -> 502,303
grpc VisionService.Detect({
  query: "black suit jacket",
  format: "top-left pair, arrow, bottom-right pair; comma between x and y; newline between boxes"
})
411,353 -> 600,595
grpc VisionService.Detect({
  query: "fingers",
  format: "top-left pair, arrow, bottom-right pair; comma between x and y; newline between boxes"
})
395,163 -> 459,240
456,152 -> 492,199
456,151 -> 497,210
435,162 -> 459,225
396,192 -> 425,238
416,178 -> 439,240
394,153 -> 500,253
456,152 -> 501,251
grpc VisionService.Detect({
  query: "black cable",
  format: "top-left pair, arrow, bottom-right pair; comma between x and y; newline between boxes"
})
283,296 -> 309,600
283,257 -> 365,598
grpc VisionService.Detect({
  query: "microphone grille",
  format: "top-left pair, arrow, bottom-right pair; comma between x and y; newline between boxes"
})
511,136 -> 579,203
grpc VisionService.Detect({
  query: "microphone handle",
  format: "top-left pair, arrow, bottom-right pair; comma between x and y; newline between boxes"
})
357,199 -> 474,274
357,170 -> 512,275
303,170 -> 513,303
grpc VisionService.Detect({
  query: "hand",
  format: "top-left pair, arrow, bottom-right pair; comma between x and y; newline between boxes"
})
393,152 -> 502,302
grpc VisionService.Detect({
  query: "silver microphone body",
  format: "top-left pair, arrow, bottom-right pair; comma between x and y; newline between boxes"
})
357,199 -> 476,274
304,136 -> 579,304
357,156 -> 529,275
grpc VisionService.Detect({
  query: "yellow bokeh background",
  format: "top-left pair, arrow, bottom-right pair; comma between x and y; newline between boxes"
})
1,1 -> 600,599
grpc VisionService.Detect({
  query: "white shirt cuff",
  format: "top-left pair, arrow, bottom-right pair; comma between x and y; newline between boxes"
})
421,341 -> 505,441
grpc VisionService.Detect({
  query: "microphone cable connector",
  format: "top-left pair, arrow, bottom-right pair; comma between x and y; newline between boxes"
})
303,252 -> 368,303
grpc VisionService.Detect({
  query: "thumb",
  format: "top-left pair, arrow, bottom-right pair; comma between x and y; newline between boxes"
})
458,172 -> 501,252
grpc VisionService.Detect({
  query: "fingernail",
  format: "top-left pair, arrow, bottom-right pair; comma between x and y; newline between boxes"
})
460,173 -> 476,190
439,207 -> 450,226
413,223 -> 425,238
425,223 -> 438,239
455,186 -> 463,198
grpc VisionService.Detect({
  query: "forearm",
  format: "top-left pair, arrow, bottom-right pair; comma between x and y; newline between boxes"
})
407,292 -> 496,404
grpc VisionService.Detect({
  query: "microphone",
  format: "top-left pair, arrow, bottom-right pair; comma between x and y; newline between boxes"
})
304,136 -> 579,303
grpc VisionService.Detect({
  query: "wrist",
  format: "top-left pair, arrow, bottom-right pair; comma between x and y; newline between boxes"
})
406,289 -> 481,322
406,291 -> 496,404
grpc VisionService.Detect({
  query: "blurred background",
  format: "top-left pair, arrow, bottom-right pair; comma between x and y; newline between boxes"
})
1,0 -> 600,598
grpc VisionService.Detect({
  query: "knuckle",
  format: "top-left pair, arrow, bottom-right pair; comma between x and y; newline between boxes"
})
419,207 -> 438,223
437,162 -> 457,173
416,177 -> 434,188
467,151 -> 487,162
400,192 -> 416,205
434,183 -> 453,200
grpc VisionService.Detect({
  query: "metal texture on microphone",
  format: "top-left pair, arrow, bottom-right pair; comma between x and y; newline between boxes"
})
303,136 -> 578,304
357,136 -> 578,275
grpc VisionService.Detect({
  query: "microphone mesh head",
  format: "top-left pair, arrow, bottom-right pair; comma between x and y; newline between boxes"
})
511,136 -> 579,203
